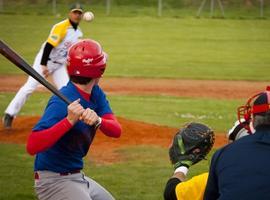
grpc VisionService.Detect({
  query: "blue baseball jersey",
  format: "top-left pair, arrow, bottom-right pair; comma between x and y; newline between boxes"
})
33,81 -> 112,173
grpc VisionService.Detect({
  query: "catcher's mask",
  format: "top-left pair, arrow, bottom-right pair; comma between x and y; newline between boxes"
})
237,86 -> 270,131
227,119 -> 250,141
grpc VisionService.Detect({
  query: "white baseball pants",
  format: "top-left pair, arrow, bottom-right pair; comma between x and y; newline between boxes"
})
5,50 -> 69,116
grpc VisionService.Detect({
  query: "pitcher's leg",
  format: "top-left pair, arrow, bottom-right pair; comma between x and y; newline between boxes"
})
5,52 -> 43,117
51,65 -> 69,90
5,76 -> 40,117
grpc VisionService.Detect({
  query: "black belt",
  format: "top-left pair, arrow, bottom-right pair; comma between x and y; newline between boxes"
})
34,170 -> 81,180
59,170 -> 81,176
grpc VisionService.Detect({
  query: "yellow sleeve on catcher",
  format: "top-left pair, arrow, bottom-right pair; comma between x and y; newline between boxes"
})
175,172 -> 208,200
47,19 -> 70,47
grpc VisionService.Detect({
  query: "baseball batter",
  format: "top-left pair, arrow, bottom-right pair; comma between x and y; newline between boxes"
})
3,3 -> 84,129
26,39 -> 122,200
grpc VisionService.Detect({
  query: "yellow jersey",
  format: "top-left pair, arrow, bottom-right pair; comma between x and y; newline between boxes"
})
43,19 -> 83,64
175,173 -> 208,200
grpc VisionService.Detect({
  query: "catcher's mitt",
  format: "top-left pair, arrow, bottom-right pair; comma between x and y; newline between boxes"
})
169,122 -> 215,169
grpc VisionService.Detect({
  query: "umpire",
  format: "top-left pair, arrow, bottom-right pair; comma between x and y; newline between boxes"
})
204,87 -> 270,200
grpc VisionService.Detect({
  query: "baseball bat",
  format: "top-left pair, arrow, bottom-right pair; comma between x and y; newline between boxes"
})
0,40 -> 71,105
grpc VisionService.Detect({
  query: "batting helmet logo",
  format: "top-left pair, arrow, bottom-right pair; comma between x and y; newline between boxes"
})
82,58 -> 94,64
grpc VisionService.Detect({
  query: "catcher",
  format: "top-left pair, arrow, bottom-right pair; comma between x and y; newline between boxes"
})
163,120 -> 250,200
164,122 -> 215,200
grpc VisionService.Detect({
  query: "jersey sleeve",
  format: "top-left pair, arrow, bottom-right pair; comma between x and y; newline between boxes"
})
176,173 -> 208,200
93,86 -> 113,117
100,114 -> 122,138
27,118 -> 72,155
33,96 -> 68,131
164,178 -> 181,200
47,23 -> 66,47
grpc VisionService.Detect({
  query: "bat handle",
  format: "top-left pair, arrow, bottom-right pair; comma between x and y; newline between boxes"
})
59,94 -> 71,105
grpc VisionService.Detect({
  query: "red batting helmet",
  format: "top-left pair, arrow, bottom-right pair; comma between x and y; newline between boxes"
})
67,39 -> 107,78
237,86 -> 270,130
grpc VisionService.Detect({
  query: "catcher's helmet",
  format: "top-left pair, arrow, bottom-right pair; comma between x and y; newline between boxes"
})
237,86 -> 270,130
67,39 -> 107,78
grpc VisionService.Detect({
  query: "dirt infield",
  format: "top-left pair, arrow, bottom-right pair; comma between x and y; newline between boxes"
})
0,75 -> 268,99
0,116 -> 227,163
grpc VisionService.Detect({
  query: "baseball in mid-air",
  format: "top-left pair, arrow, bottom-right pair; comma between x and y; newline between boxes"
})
83,11 -> 94,22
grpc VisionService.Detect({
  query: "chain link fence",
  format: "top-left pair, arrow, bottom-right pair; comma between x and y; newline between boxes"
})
0,0 -> 269,18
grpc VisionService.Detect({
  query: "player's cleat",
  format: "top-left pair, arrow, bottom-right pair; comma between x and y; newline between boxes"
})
2,113 -> 14,129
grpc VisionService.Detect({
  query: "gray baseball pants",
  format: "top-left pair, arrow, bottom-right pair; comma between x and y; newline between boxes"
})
34,171 -> 115,200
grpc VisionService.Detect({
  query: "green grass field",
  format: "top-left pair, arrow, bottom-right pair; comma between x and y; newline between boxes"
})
0,14 -> 270,80
0,143 -> 213,200
0,8 -> 268,200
